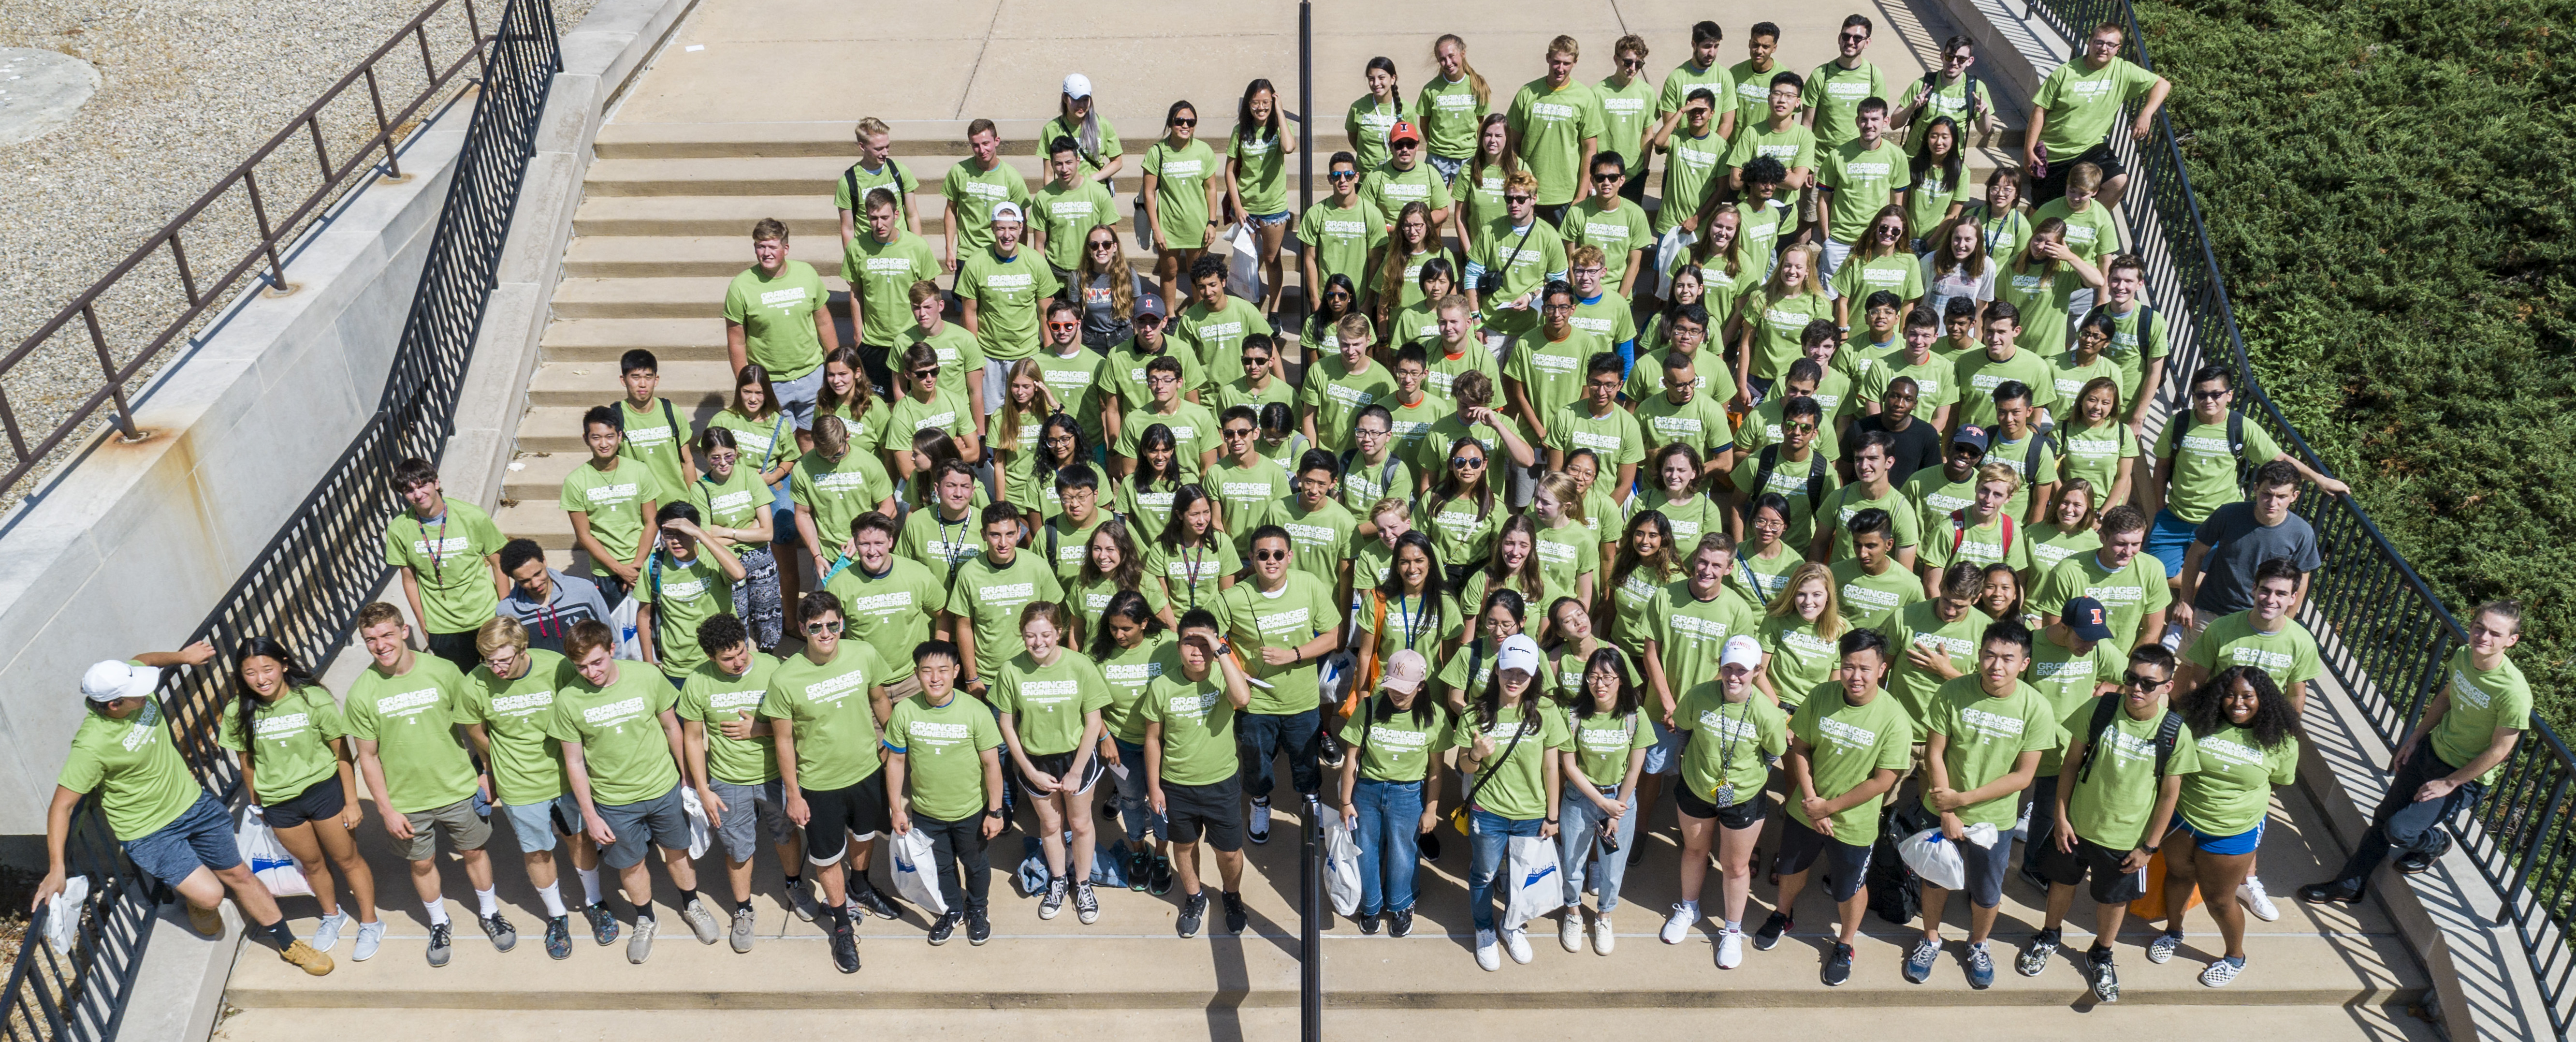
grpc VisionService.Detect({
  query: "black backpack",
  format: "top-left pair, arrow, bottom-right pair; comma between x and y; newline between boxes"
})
2075,695 -> 2185,785
841,159 -> 916,215
1747,443 -> 1829,516
1914,70 -> 1988,129
2156,407 -> 2251,493
1339,448 -> 1404,506
1867,802 -> 1937,925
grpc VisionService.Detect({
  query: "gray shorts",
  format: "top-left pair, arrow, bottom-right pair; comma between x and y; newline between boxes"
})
596,783 -> 690,870
776,364 -> 826,431
499,792 -> 581,854
398,794 -> 494,862
982,358 -> 1011,415
709,778 -> 794,862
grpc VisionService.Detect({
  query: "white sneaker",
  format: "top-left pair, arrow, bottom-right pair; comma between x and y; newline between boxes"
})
1249,799 -> 1273,844
1659,902 -> 1698,945
1716,926 -> 1744,969
2013,801 -> 2034,844
309,910 -> 348,953
1591,914 -> 1616,955
1475,928 -> 1501,971
1503,927 -> 1534,965
1559,911 -> 1584,953
2237,877 -> 2282,922
352,920 -> 385,962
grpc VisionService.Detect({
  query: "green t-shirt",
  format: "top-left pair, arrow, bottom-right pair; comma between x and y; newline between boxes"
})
1789,687 -> 1915,844
1220,573 -> 1338,715
1728,444 -> 1837,551
1674,683 -> 1791,804
1031,345 -> 1111,448
1101,342 -> 1208,415
1656,125 -> 1732,236
2032,550 -> 2172,649
1095,635 -> 1183,745
1342,700 -> 1455,783
614,398 -> 695,504
705,409 -> 800,477
1726,119 -> 1818,182
1635,388 -> 1738,465
907,322 -> 988,410
1117,401 -> 1223,481
1297,356 -> 1398,456
1645,581 -> 1763,703
1881,601 -> 1989,736
2184,612 -> 2323,693
640,552 -> 735,680
1863,351 -> 1960,416
1230,128 -> 1291,216
457,650 -> 570,806
1469,220 -> 1570,337
2026,635 -> 2123,772
2066,705 -> 2198,848
1568,291 -> 1638,352
1029,179 -> 1118,273
1564,704 -> 1655,787
679,655 -> 781,786
1817,483 -> 1923,563
888,387 -> 975,455
2177,721 -> 2299,835
1170,296 -> 1274,391
217,684 -> 346,806
2030,523 -> 2103,578
1901,465 -> 1980,524
1830,250 -> 1925,308
1952,346 -> 2061,431
1071,574 -> 1169,640
1033,114 -> 1124,180
344,656 -> 479,814
1819,138 -> 1913,244
823,557 -> 945,672
941,158 -> 1031,254
1725,59 -> 1783,130
1278,499 -> 1359,584
2054,418 -> 2136,500
1546,404 -> 1646,472
842,230 -> 943,347
1140,670 -> 1240,787
1744,289 -> 1832,382
689,464 -> 771,535
1560,199 -> 1653,287
561,456 -> 655,567
955,249 -> 1062,363
1905,166 -> 1972,250
1296,196 -> 1389,293
384,498 -> 505,634
1830,558 -> 1924,632
722,261 -> 829,380
2035,197 -> 2120,265
1508,79 -> 1604,205
1418,493 -> 1503,571
886,692 -> 1005,821
59,694 -> 202,841
2032,57 -> 2161,156
2153,413 -> 2285,524
761,643 -> 894,791
1594,74 -> 1654,178
1143,139 -> 1221,249
1455,702 -> 1572,820
1760,616 -> 1842,710
944,552 -> 1067,680
546,667 -> 681,807
789,448 -> 894,553
1213,374 -> 1296,420
1418,74 -> 1488,160
1038,513 -> 1108,584
1384,393 -> 1455,467
1357,588 -> 1464,665
1996,264 -> 2089,357
1801,60 -> 1888,148
1919,512 -> 2035,575
2429,648 -> 2532,784
1361,162 -> 1455,233
995,653 -> 1112,757
1208,457 -> 1291,550
1926,677 -> 2060,828
1604,564 -> 1672,660
1522,520 -> 1593,603
1344,93 -> 1404,172
1502,327 -> 1610,433
832,158 -> 917,222
2104,304 -> 2171,400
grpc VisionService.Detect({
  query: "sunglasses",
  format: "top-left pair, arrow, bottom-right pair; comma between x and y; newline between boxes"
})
1840,31 -> 1869,42
1591,172 -> 1621,182
1253,550 -> 1289,562
1328,171 -> 1358,180
1172,118 -> 1198,127
805,619 -> 844,635
1504,194 -> 1534,204
1223,427 -> 1256,438
1046,320 -> 1079,329
1449,456 -> 1485,469
1088,239 -> 1120,250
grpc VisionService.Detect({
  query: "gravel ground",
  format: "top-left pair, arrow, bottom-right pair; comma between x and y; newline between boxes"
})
0,0 -> 595,509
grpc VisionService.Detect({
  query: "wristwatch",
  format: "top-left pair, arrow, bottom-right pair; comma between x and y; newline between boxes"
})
985,808 -> 1006,820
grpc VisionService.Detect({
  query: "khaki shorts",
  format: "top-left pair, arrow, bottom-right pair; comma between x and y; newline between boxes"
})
398,795 -> 494,861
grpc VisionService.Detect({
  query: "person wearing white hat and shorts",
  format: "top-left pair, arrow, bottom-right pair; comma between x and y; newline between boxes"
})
1039,73 -> 1124,199
1335,648 -> 1449,938
1660,635 -> 1790,969
34,646 -> 334,976
1452,633 -> 1568,970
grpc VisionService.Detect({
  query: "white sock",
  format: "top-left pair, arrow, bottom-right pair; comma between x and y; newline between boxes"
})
475,888 -> 499,917
577,867 -> 602,906
424,900 -> 451,927
537,883 -> 567,918
1724,919 -> 1741,932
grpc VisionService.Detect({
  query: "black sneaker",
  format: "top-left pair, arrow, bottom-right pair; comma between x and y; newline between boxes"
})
850,884 -> 902,921
828,913 -> 860,974
927,912 -> 959,946
1357,912 -> 1381,935
1222,892 -> 1248,934
2018,864 -> 2051,895
2297,879 -> 2366,905
1388,906 -> 1415,938
1416,830 -> 1441,861
1128,847 -> 1154,892
1626,842 -> 1646,869
967,910 -> 991,946
1150,855 -> 1176,896
1317,730 -> 1345,768
1752,911 -> 1791,951
2395,851 -> 2435,875
2084,945 -> 2120,1002
543,915 -> 572,961
1177,892 -> 1208,938
2017,929 -> 2060,977
479,911 -> 518,953
1822,942 -> 1855,986
583,903 -> 620,946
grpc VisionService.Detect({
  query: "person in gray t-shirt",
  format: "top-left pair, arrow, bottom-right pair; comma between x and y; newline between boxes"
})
2177,461 -> 2322,625
497,539 -> 612,653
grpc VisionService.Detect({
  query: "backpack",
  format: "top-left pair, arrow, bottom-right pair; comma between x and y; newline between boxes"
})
1868,802 -> 1936,925
2156,408 -> 2250,492
2075,695 -> 2185,785
1338,448 -> 1404,506
1915,70 -> 1987,128
1946,509 -> 2015,559
842,159 -> 915,215
1748,444 -> 1829,516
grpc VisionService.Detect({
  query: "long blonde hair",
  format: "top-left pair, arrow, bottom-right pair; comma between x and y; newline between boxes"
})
1769,561 -> 1847,640
1762,243 -> 1824,301
995,358 -> 1062,453
1430,34 -> 1490,109
1075,222 -> 1138,321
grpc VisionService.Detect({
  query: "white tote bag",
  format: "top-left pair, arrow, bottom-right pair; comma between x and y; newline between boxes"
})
1222,222 -> 1266,304
1499,834 -> 1566,931
888,825 -> 947,916
1324,813 -> 1364,917
235,805 -> 312,897
608,595 -> 645,661
679,786 -> 713,861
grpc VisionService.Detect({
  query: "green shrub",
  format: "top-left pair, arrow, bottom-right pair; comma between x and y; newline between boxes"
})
2138,0 -> 2575,719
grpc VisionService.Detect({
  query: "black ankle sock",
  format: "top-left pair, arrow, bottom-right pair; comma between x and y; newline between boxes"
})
259,920 -> 296,950
677,887 -> 700,908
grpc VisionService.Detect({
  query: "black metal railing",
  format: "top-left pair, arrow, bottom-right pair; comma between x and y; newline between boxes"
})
0,0 -> 558,1037
2025,0 -> 2572,1034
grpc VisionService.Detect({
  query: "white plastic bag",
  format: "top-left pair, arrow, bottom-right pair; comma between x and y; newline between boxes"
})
888,825 -> 947,916
1898,822 -> 2000,893
44,876 -> 88,954
1324,813 -> 1363,917
1650,226 -> 1695,298
1222,222 -> 1265,303
608,595 -> 644,661
235,805 -> 311,897
1499,834 -> 1566,931
679,786 -> 712,861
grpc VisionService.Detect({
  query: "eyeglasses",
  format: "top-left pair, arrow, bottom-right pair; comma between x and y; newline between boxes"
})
1449,456 -> 1485,469
804,619 -> 844,635
1253,550 -> 1289,561
2122,672 -> 2171,690
1355,427 -> 1389,439
1045,319 -> 1079,329
1541,302 -> 1576,314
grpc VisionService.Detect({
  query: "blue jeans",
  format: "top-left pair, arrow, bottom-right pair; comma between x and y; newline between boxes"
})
1558,782 -> 1639,912
1237,709 -> 1322,800
1113,738 -> 1166,843
1467,808 -> 1545,933
2145,507 -> 2199,579
1352,778 -> 1426,915
2335,742 -> 2484,883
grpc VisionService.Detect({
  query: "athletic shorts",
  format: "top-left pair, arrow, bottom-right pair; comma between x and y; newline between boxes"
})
1025,750 -> 1106,796
1163,776 -> 1244,851
260,775 -> 347,830
2036,140 -> 2127,204
1775,820 -> 1873,903
499,793 -> 582,854
801,771 -> 893,866
2036,836 -> 2152,906
2177,813 -> 2262,857
1675,783 -> 1766,831
709,778 -> 794,862
397,794 -> 494,862
775,365 -> 825,432
1949,821 -> 2018,908
124,791 -> 241,890
595,783 -> 691,871
1641,716 -> 1688,777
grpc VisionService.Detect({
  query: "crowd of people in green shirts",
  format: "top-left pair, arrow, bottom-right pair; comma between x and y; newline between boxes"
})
30,16 -> 2536,1001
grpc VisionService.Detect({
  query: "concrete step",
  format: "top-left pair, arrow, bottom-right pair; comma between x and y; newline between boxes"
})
540,317 -> 731,362
593,119 -> 1355,161
554,277 -> 811,320
562,233 -> 1164,279
585,153 -> 1149,198
525,360 -> 739,409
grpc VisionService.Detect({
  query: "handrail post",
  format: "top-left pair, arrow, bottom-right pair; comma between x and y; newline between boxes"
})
1297,0 -> 1312,327
1300,792 -> 1323,1042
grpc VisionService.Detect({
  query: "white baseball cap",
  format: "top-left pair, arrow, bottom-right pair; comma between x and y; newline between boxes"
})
1495,633 -> 1543,678
1062,73 -> 1093,99
991,201 -> 1025,224
1721,635 -> 1764,671
81,660 -> 160,703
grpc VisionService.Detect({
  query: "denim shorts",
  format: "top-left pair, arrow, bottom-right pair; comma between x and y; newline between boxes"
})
499,792 -> 581,854
2177,813 -> 2263,857
1247,210 -> 1292,228
124,791 -> 239,890
1641,716 -> 1688,776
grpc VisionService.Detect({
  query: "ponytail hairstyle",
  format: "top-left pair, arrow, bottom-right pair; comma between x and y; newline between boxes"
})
1430,33 -> 1491,109
231,636 -> 318,769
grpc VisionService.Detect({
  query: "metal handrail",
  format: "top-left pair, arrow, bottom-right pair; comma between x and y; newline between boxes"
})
2023,0 -> 2571,1035
0,0 -> 502,512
